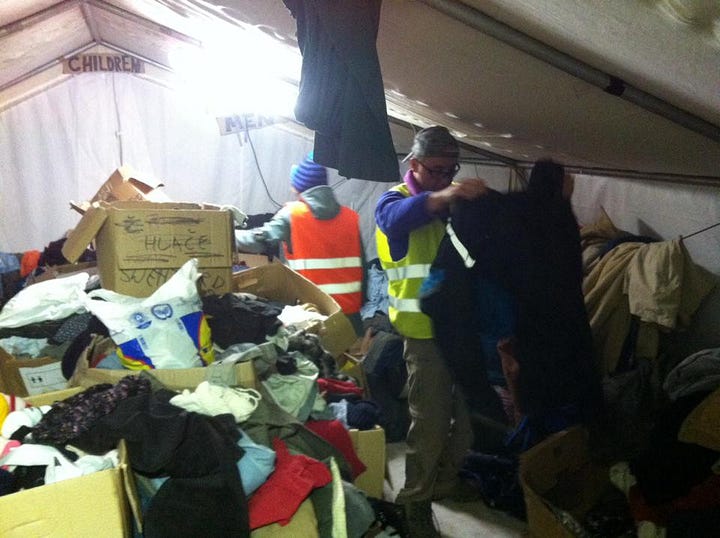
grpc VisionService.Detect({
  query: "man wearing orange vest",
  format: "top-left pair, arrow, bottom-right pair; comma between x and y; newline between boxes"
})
236,154 -> 364,333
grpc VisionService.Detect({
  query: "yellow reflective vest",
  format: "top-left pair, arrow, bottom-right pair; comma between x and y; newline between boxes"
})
375,184 -> 446,339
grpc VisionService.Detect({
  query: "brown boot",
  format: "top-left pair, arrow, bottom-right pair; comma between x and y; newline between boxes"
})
402,500 -> 441,538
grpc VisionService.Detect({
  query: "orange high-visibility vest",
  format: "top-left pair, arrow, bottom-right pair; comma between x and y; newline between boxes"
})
284,201 -> 363,314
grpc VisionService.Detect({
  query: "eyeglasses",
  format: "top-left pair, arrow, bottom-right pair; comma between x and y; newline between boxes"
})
417,160 -> 461,179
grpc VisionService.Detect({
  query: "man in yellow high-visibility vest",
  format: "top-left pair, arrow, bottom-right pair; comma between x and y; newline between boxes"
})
375,126 -> 490,537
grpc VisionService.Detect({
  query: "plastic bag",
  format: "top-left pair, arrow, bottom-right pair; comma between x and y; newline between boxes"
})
0,272 -> 89,328
84,259 -> 214,370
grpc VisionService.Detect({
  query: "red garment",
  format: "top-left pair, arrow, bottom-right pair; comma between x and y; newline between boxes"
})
248,437 -> 332,529
20,250 -> 41,277
305,419 -> 367,478
317,378 -> 364,397
284,201 -> 363,314
628,474 -> 720,525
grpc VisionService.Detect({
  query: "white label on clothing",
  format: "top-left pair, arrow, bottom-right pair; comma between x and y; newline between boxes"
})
18,362 -> 67,395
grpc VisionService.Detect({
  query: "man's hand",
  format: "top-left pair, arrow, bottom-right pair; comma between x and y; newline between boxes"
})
452,178 -> 489,200
427,178 -> 489,214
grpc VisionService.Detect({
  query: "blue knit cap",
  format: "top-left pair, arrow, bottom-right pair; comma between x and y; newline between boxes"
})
290,154 -> 328,193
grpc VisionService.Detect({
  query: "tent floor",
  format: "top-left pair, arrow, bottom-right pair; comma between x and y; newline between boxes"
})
384,441 -> 527,537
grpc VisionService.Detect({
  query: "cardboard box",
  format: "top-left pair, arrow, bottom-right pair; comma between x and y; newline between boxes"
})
519,426 -> 613,537
71,360 -> 258,392
350,426 -> 386,499
0,388 -> 141,537
70,165 -> 169,214
234,252 -> 278,268
68,335 -> 258,390
28,261 -> 98,285
0,346 -> 68,397
232,263 -> 357,358
62,201 -> 234,297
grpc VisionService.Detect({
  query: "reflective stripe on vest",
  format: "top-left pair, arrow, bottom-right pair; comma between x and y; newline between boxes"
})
383,263 -> 431,282
287,256 -> 362,271
387,295 -> 422,313
316,281 -> 363,295
445,221 -> 476,268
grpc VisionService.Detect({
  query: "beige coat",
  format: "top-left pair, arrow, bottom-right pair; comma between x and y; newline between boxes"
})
583,239 -> 715,375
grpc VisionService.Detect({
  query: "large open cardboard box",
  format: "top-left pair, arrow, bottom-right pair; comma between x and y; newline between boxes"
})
232,263 -> 357,359
69,335 -> 258,390
0,388 -> 141,537
62,201 -> 234,297
0,346 -> 67,397
519,426 -> 613,537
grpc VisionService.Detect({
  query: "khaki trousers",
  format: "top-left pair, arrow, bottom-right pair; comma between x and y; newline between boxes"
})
395,337 -> 474,503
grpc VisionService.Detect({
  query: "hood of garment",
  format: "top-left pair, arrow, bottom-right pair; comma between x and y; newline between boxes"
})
298,185 -> 342,220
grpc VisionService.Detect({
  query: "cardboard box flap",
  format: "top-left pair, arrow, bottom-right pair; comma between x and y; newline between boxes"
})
25,387 -> 84,406
70,166 -> 168,215
69,337 -> 258,391
519,426 -> 588,493
233,263 -> 339,312
62,203 -> 108,263
99,165 -> 164,194
349,427 -> 386,499
318,311 -> 357,359
119,439 -> 144,533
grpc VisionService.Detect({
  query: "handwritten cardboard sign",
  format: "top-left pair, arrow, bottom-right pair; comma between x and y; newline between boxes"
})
63,201 -> 234,297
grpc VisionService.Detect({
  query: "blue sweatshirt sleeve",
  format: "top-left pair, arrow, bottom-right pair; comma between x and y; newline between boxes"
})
375,190 -> 433,238
375,190 -> 434,261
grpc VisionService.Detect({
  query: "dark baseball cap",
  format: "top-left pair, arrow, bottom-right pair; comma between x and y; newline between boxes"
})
402,126 -> 460,162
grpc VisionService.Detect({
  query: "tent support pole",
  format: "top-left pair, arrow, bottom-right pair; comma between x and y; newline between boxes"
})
419,0 -> 720,142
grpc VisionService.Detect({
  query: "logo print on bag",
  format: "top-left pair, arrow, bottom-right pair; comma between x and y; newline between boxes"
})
131,312 -> 151,329
151,303 -> 174,320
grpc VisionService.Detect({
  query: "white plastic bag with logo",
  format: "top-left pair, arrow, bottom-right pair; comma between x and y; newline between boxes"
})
84,259 -> 214,370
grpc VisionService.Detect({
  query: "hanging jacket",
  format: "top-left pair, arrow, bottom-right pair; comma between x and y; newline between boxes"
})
429,192 -> 603,423
375,184 -> 446,339
284,196 -> 363,314
282,0 -> 399,182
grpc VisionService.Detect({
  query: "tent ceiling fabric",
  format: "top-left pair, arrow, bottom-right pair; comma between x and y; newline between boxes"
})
1,0 -> 720,182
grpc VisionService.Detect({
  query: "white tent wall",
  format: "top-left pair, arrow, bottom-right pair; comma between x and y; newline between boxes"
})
0,71 -> 397,263
0,69 -> 522,263
2,70 -> 719,361
0,71 -> 314,252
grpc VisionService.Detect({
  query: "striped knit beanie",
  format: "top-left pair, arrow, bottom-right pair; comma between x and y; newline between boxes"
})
290,154 -> 327,193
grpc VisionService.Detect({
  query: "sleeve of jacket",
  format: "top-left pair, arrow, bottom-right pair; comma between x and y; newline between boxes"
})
235,207 -> 292,254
